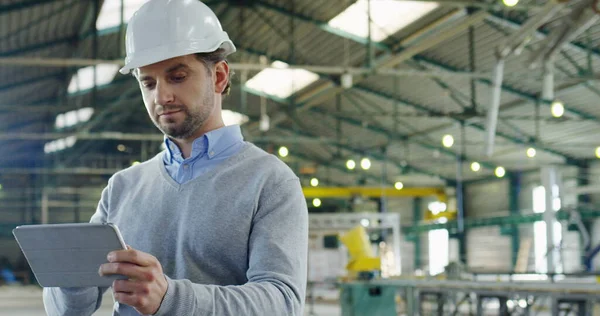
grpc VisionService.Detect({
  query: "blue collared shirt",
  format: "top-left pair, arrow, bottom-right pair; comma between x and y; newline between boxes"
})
162,125 -> 245,184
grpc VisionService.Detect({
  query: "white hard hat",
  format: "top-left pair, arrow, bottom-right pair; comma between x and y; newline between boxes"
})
119,0 -> 236,75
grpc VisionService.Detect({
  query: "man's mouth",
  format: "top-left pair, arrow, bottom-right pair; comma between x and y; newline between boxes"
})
159,110 -> 182,117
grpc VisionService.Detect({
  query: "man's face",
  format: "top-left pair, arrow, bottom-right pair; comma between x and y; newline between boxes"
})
137,55 -> 216,140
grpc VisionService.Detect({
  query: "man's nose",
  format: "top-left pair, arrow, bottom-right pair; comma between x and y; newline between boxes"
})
155,82 -> 175,105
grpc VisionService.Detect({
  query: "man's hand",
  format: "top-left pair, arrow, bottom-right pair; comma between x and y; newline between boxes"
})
99,246 -> 168,315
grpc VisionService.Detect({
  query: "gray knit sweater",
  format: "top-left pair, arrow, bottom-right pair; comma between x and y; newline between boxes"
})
43,142 -> 308,315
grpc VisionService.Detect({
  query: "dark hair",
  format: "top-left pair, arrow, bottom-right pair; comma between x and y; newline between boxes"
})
131,48 -> 233,96
195,48 -> 233,96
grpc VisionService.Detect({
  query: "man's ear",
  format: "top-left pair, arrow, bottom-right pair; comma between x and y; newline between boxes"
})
214,61 -> 229,94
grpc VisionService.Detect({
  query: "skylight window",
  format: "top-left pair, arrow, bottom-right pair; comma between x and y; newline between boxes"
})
222,110 -> 249,126
44,136 -> 77,154
55,107 -> 95,129
245,61 -> 319,99
328,0 -> 439,42
96,0 -> 149,31
68,64 -> 120,94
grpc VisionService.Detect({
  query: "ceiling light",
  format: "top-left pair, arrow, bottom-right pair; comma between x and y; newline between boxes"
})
394,182 -> 404,190
551,100 -> 564,118
526,147 -> 536,158
278,146 -> 289,158
312,198 -> 322,207
442,134 -> 454,148
310,178 -> 319,187
346,159 -> 356,170
503,0 -> 519,7
495,166 -> 506,178
471,162 -> 481,172
117,144 -> 126,152
360,219 -> 370,227
360,158 -> 371,170
518,299 -> 528,309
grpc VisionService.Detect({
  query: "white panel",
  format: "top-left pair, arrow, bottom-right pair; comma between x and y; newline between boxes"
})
588,162 -> 600,204
386,197 -> 414,222
519,225 -> 537,272
467,227 -> 511,271
561,228 -> 582,273
592,219 -> 600,270
401,239 -> 415,274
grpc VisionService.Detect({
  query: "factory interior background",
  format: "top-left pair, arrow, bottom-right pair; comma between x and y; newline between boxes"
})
3,0 -> 600,315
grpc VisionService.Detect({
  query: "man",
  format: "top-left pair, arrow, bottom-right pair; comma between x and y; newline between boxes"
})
43,1 -> 308,315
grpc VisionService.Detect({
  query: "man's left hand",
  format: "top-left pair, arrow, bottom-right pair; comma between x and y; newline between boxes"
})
99,246 -> 168,315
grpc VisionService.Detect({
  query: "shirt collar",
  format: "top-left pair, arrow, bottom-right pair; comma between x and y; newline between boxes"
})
163,125 -> 244,163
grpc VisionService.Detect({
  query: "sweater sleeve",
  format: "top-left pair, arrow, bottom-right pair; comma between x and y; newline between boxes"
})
42,179 -> 113,316
154,178 -> 308,316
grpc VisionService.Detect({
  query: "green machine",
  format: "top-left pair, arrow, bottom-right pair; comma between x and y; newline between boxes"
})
340,282 -> 397,316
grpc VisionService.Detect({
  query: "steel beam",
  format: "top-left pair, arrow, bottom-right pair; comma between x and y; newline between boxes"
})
244,4 -> 485,132
353,85 -> 579,164
0,73 -> 62,93
0,0 -> 58,13
302,186 -> 446,200
253,0 -> 390,51
277,117 -> 455,183
238,4 -> 581,164
403,207 -> 600,235
0,36 -> 75,57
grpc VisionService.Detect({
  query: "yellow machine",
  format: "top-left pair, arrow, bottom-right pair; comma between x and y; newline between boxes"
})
339,225 -> 381,277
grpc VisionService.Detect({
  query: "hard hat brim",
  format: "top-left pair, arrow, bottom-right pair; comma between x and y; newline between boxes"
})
119,37 -> 236,75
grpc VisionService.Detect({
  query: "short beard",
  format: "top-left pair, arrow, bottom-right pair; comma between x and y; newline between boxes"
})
159,107 -> 207,139
155,91 -> 214,139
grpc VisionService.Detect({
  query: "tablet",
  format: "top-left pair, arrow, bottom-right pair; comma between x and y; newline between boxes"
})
12,223 -> 128,288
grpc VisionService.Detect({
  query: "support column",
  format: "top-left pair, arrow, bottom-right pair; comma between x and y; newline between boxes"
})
413,197 -> 422,270
457,183 -> 467,265
578,160 -> 593,269
509,172 -> 521,268
541,166 -> 558,273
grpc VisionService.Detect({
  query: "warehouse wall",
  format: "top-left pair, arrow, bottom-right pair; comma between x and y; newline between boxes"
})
463,166 -> 583,274
386,197 -> 416,274
466,179 -> 510,217
464,179 -> 511,271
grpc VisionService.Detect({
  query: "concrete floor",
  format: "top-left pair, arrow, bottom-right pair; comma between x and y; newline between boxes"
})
0,285 -> 341,316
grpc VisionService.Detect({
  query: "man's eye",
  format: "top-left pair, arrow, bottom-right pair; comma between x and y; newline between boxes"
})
172,76 -> 186,82
143,82 -> 155,89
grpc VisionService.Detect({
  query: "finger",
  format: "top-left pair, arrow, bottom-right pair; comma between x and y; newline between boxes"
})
108,249 -> 156,267
113,279 -> 147,294
114,291 -> 146,308
99,262 -> 149,280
